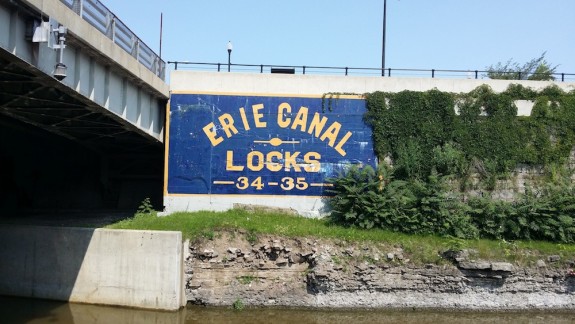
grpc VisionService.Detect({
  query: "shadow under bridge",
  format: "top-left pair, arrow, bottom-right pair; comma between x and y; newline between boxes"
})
0,0 -> 169,220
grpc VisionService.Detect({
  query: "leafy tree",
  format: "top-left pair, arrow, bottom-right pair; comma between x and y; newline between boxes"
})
486,52 -> 557,81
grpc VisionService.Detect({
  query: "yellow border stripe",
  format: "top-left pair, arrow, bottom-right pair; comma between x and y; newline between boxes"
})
163,99 -> 171,196
166,193 -> 329,198
169,90 -> 364,100
213,181 -> 235,185
310,183 -> 334,187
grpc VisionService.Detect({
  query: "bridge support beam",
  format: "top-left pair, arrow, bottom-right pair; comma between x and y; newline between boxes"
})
0,0 -> 168,143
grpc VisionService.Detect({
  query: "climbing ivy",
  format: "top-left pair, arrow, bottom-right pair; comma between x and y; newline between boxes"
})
364,84 -> 575,186
329,84 -> 575,243
365,89 -> 456,180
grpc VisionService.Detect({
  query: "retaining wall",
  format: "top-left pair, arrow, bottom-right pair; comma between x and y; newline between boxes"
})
0,226 -> 185,310
164,71 -> 575,216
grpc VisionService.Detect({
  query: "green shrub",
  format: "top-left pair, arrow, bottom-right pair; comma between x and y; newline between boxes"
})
508,184 -> 575,243
465,183 -> 575,243
328,165 -> 478,239
409,174 -> 478,239
467,196 -> 512,240
329,165 -> 575,243
327,164 -> 402,229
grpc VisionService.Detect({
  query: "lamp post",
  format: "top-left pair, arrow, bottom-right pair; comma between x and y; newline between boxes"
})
382,0 -> 387,76
227,41 -> 233,72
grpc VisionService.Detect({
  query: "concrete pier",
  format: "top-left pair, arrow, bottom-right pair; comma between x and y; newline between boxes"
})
0,226 -> 186,311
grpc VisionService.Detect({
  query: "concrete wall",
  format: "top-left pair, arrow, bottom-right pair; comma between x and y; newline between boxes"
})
0,226 -> 186,311
164,71 -> 575,216
170,71 -> 575,95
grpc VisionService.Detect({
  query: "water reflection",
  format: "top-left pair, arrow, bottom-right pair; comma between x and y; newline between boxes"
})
0,297 -> 185,324
186,306 -> 575,324
1,296 -> 574,324
1,297 -> 73,324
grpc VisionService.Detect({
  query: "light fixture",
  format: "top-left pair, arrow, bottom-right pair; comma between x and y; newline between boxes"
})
227,41 -> 233,72
53,25 -> 67,80
53,63 -> 67,81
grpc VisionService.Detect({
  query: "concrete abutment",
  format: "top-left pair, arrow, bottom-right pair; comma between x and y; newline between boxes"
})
0,226 -> 186,311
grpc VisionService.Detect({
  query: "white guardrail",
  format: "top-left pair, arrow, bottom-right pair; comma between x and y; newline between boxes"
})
60,0 -> 166,80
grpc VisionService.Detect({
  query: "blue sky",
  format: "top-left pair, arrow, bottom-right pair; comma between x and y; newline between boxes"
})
103,0 -> 575,78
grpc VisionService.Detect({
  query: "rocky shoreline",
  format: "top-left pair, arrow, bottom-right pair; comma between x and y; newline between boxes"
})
184,231 -> 575,309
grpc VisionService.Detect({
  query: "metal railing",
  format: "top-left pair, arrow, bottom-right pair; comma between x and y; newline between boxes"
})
167,61 -> 575,82
60,0 -> 165,80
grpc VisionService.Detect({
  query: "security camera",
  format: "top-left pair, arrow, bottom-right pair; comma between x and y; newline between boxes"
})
54,62 -> 67,81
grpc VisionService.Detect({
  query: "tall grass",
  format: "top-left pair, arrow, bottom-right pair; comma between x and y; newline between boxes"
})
107,209 -> 575,267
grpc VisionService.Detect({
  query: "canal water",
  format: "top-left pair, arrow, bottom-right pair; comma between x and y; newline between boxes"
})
1,296 -> 574,324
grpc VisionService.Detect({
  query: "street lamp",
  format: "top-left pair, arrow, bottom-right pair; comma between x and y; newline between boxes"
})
227,41 -> 233,72
382,0 -> 387,76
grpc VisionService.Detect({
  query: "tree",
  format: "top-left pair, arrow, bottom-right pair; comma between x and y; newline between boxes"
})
486,52 -> 558,81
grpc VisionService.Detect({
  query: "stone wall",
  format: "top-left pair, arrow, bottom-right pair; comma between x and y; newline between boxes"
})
185,232 -> 575,309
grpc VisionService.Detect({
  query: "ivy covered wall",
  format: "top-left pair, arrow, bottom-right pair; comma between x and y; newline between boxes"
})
327,84 -> 575,242
364,84 -> 575,190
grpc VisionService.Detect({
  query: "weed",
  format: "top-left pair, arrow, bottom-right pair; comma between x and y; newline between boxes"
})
444,236 -> 469,251
237,275 -> 256,285
232,298 -> 244,311
136,198 -> 155,215
202,230 -> 215,240
362,255 -> 377,265
246,231 -> 258,245
499,239 -> 518,257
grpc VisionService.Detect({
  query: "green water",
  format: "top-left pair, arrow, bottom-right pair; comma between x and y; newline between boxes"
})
1,296 -> 574,324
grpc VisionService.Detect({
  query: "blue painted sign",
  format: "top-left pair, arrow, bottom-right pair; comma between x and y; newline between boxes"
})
167,94 -> 376,196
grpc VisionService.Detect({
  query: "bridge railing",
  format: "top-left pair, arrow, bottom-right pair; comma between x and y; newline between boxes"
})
167,61 -> 575,82
60,0 -> 165,80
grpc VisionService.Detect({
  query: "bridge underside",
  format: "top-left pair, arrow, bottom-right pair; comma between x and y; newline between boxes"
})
0,48 -> 164,218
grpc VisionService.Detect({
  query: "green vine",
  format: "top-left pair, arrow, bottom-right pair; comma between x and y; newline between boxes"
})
365,85 -> 575,188
329,84 -> 575,243
321,92 -> 361,112
365,89 -> 456,180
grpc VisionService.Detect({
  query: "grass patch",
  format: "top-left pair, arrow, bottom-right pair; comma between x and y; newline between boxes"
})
246,230 -> 258,245
232,298 -> 244,311
106,209 -> 575,267
237,275 -> 256,285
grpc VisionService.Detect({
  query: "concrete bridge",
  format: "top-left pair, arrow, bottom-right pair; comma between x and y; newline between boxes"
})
0,0 -> 169,215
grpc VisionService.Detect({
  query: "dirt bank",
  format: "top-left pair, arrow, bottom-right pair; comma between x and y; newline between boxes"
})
185,231 -> 575,309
